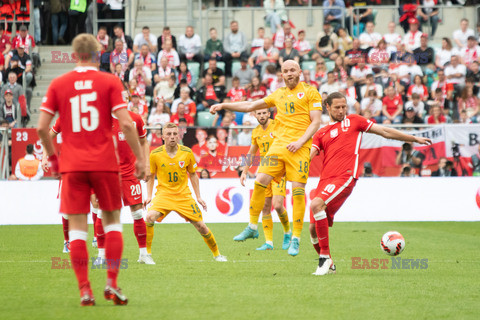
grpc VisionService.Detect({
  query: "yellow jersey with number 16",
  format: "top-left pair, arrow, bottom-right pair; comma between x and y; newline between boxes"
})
149,145 -> 197,197
263,82 -> 322,148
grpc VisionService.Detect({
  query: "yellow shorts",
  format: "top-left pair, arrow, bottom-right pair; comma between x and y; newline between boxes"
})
149,195 -> 203,222
265,176 -> 286,198
258,143 -> 310,184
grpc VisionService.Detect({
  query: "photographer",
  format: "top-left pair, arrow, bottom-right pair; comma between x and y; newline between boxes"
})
431,157 -> 458,177
361,162 -> 377,177
470,144 -> 480,177
396,142 -> 425,176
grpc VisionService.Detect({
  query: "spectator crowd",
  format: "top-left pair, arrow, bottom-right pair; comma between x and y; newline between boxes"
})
2,0 -> 480,179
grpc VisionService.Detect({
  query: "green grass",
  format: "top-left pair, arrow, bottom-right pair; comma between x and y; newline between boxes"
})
0,222 -> 479,320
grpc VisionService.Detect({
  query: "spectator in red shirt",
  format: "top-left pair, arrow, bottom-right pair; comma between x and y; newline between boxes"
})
0,25 -> 11,56
246,76 -> 267,101
382,86 -> 404,124
426,105 -> 447,124
196,74 -> 225,112
12,25 -> 35,55
171,102 -> 194,126
198,136 -> 224,173
407,75 -> 429,101
226,77 -> 247,102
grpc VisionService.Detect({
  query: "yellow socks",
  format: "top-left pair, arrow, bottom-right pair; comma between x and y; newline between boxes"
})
277,209 -> 290,233
202,230 -> 220,257
249,181 -> 267,226
292,188 -> 306,238
146,223 -> 154,255
262,214 -> 273,243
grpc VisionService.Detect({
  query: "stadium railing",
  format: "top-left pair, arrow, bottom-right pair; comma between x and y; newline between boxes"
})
0,127 -> 9,180
197,2 -> 474,44
201,5 -> 347,43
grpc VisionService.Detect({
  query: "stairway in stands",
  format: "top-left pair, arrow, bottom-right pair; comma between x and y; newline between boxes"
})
135,0 -> 193,38
28,45 -> 76,127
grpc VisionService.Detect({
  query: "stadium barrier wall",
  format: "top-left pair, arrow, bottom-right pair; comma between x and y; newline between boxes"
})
1,177 -> 479,225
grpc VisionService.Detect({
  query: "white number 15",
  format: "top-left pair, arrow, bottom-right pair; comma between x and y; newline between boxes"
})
70,92 -> 98,132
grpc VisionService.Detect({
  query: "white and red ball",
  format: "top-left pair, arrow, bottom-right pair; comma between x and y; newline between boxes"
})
380,231 -> 405,256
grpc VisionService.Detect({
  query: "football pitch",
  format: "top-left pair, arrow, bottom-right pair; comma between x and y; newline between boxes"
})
1,222 -> 479,320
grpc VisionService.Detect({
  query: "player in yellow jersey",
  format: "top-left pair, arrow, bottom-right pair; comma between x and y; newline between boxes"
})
211,60 -> 322,256
238,108 -> 292,251
144,123 -> 227,262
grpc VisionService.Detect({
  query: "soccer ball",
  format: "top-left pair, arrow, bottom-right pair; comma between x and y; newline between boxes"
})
380,231 -> 405,256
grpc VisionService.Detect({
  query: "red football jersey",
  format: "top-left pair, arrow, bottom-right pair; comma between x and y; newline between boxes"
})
112,110 -> 147,178
312,114 -> 374,180
51,117 -> 61,134
40,67 -> 127,173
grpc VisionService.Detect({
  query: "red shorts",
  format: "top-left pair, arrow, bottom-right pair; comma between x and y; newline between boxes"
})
122,177 -> 142,206
310,175 -> 357,226
59,172 -> 122,214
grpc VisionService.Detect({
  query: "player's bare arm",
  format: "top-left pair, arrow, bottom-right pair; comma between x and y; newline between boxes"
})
210,99 -> 268,114
240,144 -> 259,187
41,129 -> 58,172
140,137 -> 151,182
189,171 -> 207,211
144,152 -> 156,208
368,124 -> 432,145
286,110 -> 322,153
37,111 -> 58,177
114,108 -> 146,179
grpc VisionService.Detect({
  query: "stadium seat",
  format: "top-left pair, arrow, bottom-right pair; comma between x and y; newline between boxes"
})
204,61 -> 225,72
235,111 -> 244,124
231,61 -> 241,75
326,60 -> 335,72
196,111 -> 215,127
301,61 -> 316,74
188,62 -> 201,81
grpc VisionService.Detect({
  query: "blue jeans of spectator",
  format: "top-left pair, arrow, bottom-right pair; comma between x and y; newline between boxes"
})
196,103 -> 206,112
265,13 -> 281,34
51,12 -> 68,45
34,8 -> 41,43
418,15 -> 439,38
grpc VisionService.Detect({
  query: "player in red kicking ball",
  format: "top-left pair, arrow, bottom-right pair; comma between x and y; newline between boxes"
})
93,109 -> 153,266
309,92 -> 431,276
37,34 -> 145,306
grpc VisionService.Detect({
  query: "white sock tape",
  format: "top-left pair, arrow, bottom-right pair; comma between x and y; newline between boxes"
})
104,224 -> 123,233
69,230 -> 88,242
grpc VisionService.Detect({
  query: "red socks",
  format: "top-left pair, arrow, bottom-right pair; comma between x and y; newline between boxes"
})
105,225 -> 123,289
133,219 -> 147,248
315,217 -> 330,257
69,231 -> 90,293
92,212 -> 98,238
313,242 -> 321,255
62,216 -> 69,242
95,218 -> 105,249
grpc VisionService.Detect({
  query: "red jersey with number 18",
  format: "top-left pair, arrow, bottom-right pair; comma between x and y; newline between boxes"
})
112,110 -> 147,179
40,66 -> 127,173
312,114 -> 373,180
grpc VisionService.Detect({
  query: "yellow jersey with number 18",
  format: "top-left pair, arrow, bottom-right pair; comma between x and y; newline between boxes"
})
263,82 -> 322,148
149,144 -> 197,197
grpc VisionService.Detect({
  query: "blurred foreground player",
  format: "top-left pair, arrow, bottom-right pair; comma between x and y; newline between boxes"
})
41,118 -> 100,253
145,123 -> 227,262
309,92 -> 431,275
239,108 -> 291,251
37,34 -> 146,306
